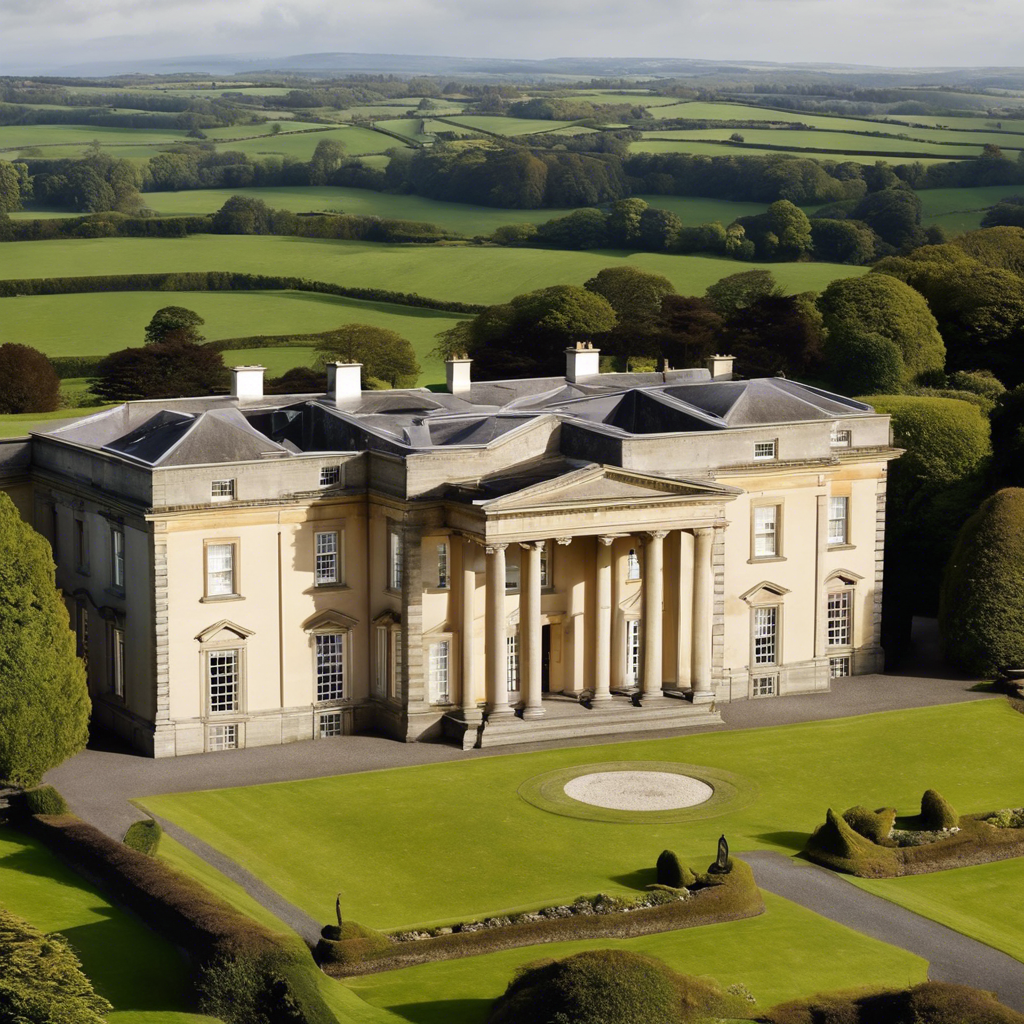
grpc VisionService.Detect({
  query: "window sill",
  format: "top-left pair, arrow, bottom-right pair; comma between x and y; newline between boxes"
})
747,555 -> 786,564
307,583 -> 350,594
200,594 -> 245,603
827,543 -> 856,551
424,587 -> 450,595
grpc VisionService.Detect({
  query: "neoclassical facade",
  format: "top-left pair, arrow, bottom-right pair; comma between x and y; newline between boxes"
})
0,348 -> 898,756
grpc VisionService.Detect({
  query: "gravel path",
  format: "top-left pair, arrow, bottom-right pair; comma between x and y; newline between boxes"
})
744,851 -> 1024,1011
564,771 -> 713,810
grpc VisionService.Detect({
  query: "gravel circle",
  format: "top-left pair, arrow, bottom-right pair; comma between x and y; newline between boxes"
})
563,771 -> 714,811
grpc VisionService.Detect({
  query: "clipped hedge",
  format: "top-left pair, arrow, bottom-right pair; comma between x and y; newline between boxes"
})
655,850 -> 695,889
318,858 -> 763,977
23,785 -> 69,817
842,805 -> 897,846
920,789 -> 959,831
0,271 -> 485,315
20,813 -> 334,1024
123,818 -> 162,856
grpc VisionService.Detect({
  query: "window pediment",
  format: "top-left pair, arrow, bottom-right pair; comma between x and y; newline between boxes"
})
303,609 -> 358,633
196,619 -> 254,643
740,581 -> 791,604
373,610 -> 401,628
826,569 -> 862,587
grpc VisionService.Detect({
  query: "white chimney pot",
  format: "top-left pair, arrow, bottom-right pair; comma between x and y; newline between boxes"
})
327,362 -> 363,406
565,343 -> 601,383
446,357 -> 473,396
231,365 -> 265,399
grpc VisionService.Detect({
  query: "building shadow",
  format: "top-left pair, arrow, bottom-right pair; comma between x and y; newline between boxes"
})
388,999 -> 494,1024
608,867 -> 656,890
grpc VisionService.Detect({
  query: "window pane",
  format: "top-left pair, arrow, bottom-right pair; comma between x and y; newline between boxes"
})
754,505 -> 777,557
112,529 -> 125,588
505,564 -> 520,591
209,724 -> 237,750
827,591 -> 851,646
315,531 -> 338,585
316,633 -> 345,701
627,549 -> 641,580
753,606 -> 777,665
540,543 -> 549,587
208,650 -> 239,712
207,543 -> 235,596
828,497 -> 848,545
211,479 -> 235,500
626,619 -> 640,682
506,633 -> 519,691
754,441 -> 776,460
437,543 -> 449,589
319,712 -> 343,737
320,466 -> 340,487
429,640 -> 450,702
389,531 -> 403,590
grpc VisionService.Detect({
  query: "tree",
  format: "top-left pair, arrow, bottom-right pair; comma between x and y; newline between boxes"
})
940,488 -> 1024,676
0,905 -> 112,1024
824,328 -> 905,396
705,270 -> 779,315
817,274 -> 945,383
764,200 -> 813,259
606,198 -> 648,247
315,325 -> 420,389
0,493 -> 89,787
638,206 -> 683,251
536,209 -> 607,249
655,295 -> 724,370
212,195 -> 274,235
93,340 -> 229,402
725,293 -> 824,379
850,187 -> 925,251
0,345 -> 61,414
144,306 -> 206,346
990,385 -> 1024,488
810,218 -> 877,264
583,266 -> 676,326
0,160 -> 27,213
309,139 -> 347,185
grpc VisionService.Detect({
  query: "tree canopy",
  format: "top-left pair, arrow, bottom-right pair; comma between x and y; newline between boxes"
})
144,305 -> 206,346
583,266 -> 676,326
0,493 -> 89,787
0,345 -> 61,414
705,270 -> 780,315
93,339 -> 229,402
212,194 -> 274,235
315,324 -> 420,389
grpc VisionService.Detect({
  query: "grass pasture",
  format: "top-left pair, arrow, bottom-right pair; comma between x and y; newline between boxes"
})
916,184 -> 1024,234
0,289 -> 466,382
0,123 -> 191,156
0,826 -> 214,1024
209,124 -> 407,160
138,699 -> 1019,932
0,236 -> 867,308
439,114 -> 584,136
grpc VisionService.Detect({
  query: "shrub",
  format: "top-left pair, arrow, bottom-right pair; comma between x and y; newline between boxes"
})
24,784 -> 69,817
0,344 -> 61,414
123,818 -> 162,855
486,949 -> 753,1024
802,808 -> 900,876
655,849 -> 695,889
93,339 -> 230,402
314,920 -> 392,966
940,488 -> 1024,675
824,328 -> 905,395
0,904 -> 112,1024
920,789 -> 959,830
842,805 -> 896,845
949,369 -> 1006,402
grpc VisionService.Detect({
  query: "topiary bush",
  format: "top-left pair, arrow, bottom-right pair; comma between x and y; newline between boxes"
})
920,790 -> 959,831
486,949 -> 753,1024
123,819 -> 162,855
314,920 -> 392,966
940,488 -> 1024,675
655,849 -> 695,889
802,808 -> 900,876
842,806 -> 897,846
23,784 -> 69,817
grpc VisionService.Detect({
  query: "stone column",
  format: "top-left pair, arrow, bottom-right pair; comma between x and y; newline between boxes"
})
485,544 -> 512,718
676,529 -> 694,690
460,537 -> 481,722
520,541 -> 545,719
593,536 -> 615,705
814,493 -> 829,660
691,527 -> 714,702
641,531 -> 668,700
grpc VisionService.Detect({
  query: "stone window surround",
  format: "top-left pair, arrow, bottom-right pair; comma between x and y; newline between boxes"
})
201,537 -> 242,602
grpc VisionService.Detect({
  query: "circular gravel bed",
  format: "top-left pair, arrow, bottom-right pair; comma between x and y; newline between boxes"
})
563,771 -> 714,811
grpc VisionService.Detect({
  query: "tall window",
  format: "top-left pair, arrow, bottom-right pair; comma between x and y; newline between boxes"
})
208,650 -> 239,712
74,517 -> 87,571
828,497 -> 849,546
437,542 -> 449,589
827,591 -> 852,647
316,633 -> 345,701
211,479 -> 235,501
389,529 -> 403,590
315,531 -> 339,585
206,542 -> 236,597
626,548 -> 641,581
320,465 -> 341,487
111,527 -> 125,590
539,542 -> 550,588
393,629 -> 402,698
506,632 -> 520,691
830,427 -> 851,448
429,640 -> 450,702
754,440 -> 777,461
626,618 -> 641,683
111,627 -> 125,698
753,505 -> 778,558
375,626 -> 388,698
505,562 -> 520,591
753,606 -> 778,665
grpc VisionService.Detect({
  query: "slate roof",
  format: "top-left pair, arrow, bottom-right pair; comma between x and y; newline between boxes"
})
32,371 -> 875,467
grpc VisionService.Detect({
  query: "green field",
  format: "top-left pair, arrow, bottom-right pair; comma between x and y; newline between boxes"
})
852,857 -> 1024,964
916,184 -> 1024,234
0,236 -> 867,307
0,123 -> 191,155
0,289 -> 465,382
441,114 -> 584,136
209,124 -> 406,160
344,891 -> 926,1024
140,700 -> 1018,931
0,826 -> 214,1024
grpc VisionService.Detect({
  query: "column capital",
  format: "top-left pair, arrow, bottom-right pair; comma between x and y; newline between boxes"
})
555,537 -> 573,546
484,543 -> 508,555
693,526 -> 715,537
597,535 -> 617,547
642,530 -> 669,542
518,540 -> 546,551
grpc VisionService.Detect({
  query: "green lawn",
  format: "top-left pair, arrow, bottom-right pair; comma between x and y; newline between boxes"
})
211,125 -> 406,160
440,115 -> 583,136
0,826 -> 216,1024
0,236 -> 867,307
0,405 -> 114,437
221,345 -> 318,376
0,123 -> 191,153
628,138 -> 966,166
0,290 -> 466,383
851,857 -> 1024,964
342,891 -> 926,1024
138,699 -> 1020,933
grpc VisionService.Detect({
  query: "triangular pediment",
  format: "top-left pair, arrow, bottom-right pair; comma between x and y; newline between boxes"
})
303,609 -> 359,633
740,581 -> 791,603
479,465 -> 740,514
196,619 -> 255,643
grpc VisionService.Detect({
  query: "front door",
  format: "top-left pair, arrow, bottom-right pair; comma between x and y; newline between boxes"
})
541,624 -> 551,692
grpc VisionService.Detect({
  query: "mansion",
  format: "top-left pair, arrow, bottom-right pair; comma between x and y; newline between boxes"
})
0,347 -> 899,756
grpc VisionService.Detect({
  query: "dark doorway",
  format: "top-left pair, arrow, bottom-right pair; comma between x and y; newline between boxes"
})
541,625 -> 551,692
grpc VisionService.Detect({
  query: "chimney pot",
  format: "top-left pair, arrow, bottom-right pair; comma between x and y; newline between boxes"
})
446,356 -> 473,396
327,362 -> 362,406
231,365 -> 265,400
565,344 -> 601,383
707,354 -> 736,379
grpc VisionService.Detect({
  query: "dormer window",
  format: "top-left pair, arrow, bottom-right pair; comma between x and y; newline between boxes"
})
211,479 -> 235,501
830,427 -> 851,448
754,441 -> 777,461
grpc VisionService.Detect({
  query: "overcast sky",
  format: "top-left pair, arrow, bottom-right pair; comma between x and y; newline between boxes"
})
2,0 -> 1021,74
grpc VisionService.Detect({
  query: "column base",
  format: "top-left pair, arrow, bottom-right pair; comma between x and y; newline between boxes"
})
521,705 -> 546,720
687,688 -> 716,705
454,707 -> 484,724
485,706 -> 516,721
638,690 -> 672,705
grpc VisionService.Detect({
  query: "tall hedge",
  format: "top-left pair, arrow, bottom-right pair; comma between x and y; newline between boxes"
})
940,488 -> 1024,676
0,493 -> 89,786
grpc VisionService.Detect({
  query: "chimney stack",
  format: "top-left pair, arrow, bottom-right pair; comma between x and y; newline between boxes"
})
565,342 -> 601,383
231,365 -> 265,400
327,362 -> 363,406
446,355 -> 473,396
707,354 -> 736,379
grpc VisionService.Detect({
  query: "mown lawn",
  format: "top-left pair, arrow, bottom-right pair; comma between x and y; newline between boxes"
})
342,891 -> 927,1024
0,236 -> 867,306
139,699 -> 1020,933
0,827 -> 216,1024
851,857 -> 1024,964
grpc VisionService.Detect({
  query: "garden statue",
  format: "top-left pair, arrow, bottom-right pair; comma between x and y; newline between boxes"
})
335,892 -> 343,929
716,834 -> 729,872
